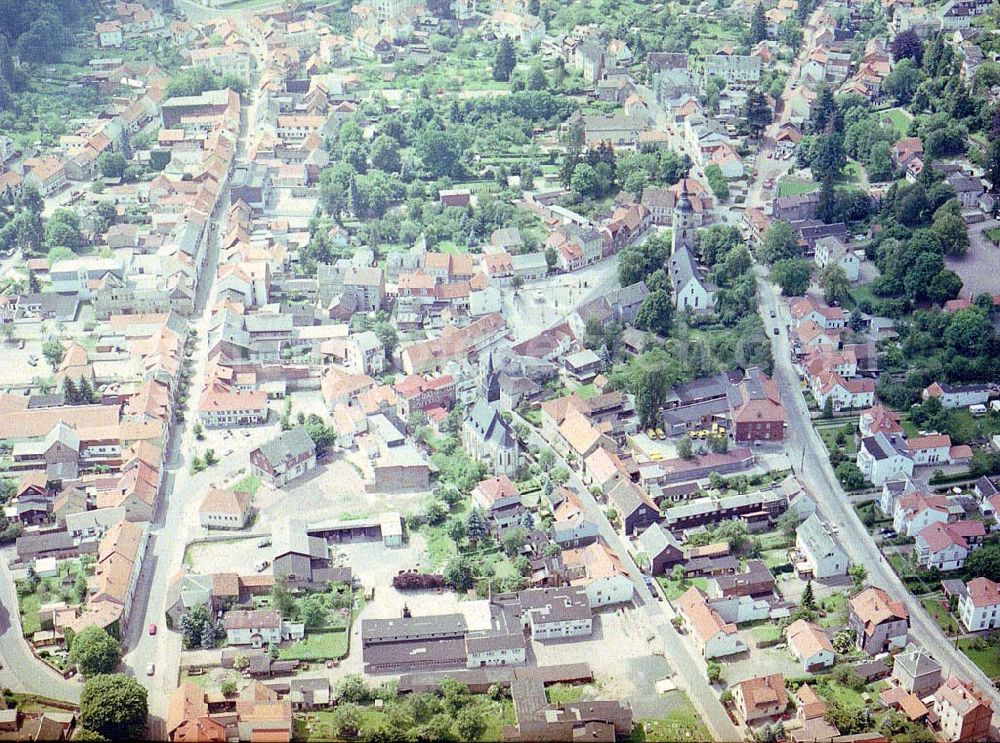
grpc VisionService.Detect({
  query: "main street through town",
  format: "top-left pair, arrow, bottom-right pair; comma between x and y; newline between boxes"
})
120,25 -> 269,737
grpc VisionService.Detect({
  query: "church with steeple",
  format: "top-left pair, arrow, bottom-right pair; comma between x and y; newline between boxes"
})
667,179 -> 716,312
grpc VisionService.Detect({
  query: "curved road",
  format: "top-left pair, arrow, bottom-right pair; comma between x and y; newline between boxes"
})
0,554 -> 81,703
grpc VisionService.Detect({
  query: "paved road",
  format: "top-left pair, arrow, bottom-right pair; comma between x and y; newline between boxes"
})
756,272 -> 1000,712
0,553 -> 82,703
513,413 -> 744,742
121,22 -> 267,736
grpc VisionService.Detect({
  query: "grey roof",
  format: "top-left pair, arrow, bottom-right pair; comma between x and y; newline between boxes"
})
861,432 -> 910,462
636,522 -> 681,559
894,642 -> 942,678
244,313 -> 294,333
518,586 -> 592,623
362,613 -> 468,643
669,244 -> 715,294
466,399 -> 516,450
256,426 -> 316,467
605,280 -> 649,310
272,518 -> 328,560
796,514 -> 844,560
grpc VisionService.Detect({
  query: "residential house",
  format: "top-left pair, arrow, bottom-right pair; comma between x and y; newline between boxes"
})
857,433 -> 914,487
914,520 -> 985,571
732,674 -> 787,725
786,619 -> 835,671
922,382 -> 991,409
958,577 -> 1000,632
199,487 -> 252,530
676,585 -> 747,659
932,676 -> 992,743
892,642 -> 943,696
795,515 -> 848,579
249,427 -> 317,488
848,587 -> 910,655
814,236 -> 860,282
471,475 -> 524,532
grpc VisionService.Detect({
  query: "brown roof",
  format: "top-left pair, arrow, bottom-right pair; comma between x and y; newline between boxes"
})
849,587 -> 908,636
200,486 -> 251,516
737,673 -> 788,714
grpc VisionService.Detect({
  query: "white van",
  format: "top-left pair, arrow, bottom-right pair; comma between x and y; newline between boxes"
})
970,404 -> 988,418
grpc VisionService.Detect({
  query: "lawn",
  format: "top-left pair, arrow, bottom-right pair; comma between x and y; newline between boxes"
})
819,593 -> 848,628
921,596 -> 960,635
657,576 -> 707,602
750,623 -> 782,645
19,593 -> 41,637
843,160 -> 863,183
882,107 -> 912,138
986,227 -> 1000,245
546,684 -> 585,703
233,475 -> 261,495
779,178 -> 820,197
816,679 -> 866,709
816,422 -> 858,457
575,383 -> 599,400
632,702 -> 712,742
278,629 -> 349,661
958,638 -> 1000,679
762,548 -> 791,570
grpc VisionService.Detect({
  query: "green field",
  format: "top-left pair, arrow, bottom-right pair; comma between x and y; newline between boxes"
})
750,623 -> 782,645
779,178 -> 820,197
278,629 -> 349,661
632,703 -> 712,742
921,596 -> 960,635
816,422 -> 858,457
657,576 -> 708,602
233,475 -> 262,495
882,108 -> 912,137
958,638 -> 1000,678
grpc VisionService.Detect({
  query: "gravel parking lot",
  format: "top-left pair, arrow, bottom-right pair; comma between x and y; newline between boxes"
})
531,606 -> 682,716
950,219 -> 1000,300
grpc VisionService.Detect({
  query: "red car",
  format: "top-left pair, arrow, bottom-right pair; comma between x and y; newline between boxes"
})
148,624 -> 157,636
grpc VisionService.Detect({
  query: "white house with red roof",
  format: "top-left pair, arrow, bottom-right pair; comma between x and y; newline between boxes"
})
789,296 -> 847,330
914,520 -> 985,571
906,434 -> 952,466
892,492 -> 953,536
471,475 -> 524,530
811,372 -> 875,412
958,577 -> 1000,631
859,405 -> 904,438
922,382 -> 991,409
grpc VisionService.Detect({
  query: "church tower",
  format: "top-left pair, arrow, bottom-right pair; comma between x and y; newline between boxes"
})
672,178 -> 696,255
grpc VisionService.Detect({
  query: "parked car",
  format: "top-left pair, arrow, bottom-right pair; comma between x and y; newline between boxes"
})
148,623 -> 157,636
146,663 -> 155,676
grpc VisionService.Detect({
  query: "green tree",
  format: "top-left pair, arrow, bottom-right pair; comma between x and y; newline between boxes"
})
70,627 -> 121,676
502,527 -> 528,557
45,209 -> 83,250
42,340 -> 64,370
97,152 -> 127,180
884,58 -> 922,104
80,674 -> 148,740
298,593 -> 330,628
801,580 -> 816,611
370,135 -> 402,173
770,259 -> 812,295
966,544 -> 1000,582
445,556 -> 475,591
819,264 -> 850,304
456,707 -> 487,741
750,2 -> 767,43
465,507 -> 488,542
742,89 -> 772,138
677,435 -> 693,459
932,211 -> 970,257
492,36 -> 516,82
760,221 -> 799,264
415,128 -> 461,178
705,164 -> 729,201
635,289 -> 673,336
